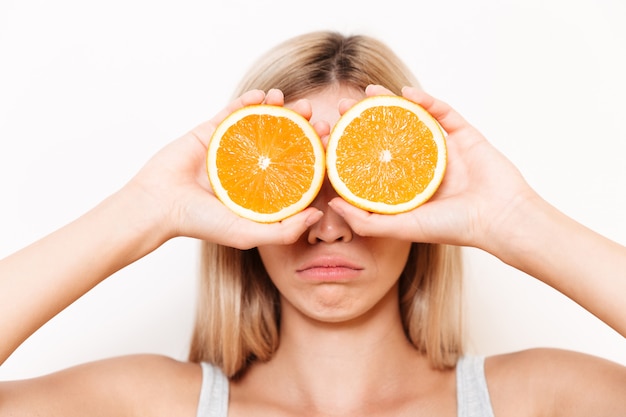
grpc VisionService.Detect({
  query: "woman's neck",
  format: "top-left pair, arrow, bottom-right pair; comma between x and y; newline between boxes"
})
232,286 -> 445,415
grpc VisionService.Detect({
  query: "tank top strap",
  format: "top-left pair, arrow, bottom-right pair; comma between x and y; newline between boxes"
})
456,356 -> 496,417
196,362 -> 229,417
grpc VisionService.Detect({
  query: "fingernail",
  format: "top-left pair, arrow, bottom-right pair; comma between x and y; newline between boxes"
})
328,201 -> 344,217
305,210 -> 324,226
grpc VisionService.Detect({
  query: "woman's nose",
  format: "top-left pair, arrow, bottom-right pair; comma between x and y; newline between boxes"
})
307,181 -> 353,244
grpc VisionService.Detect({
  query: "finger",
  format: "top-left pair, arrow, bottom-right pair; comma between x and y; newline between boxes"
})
339,85 -> 391,115
271,207 -> 324,244
185,196 -> 323,249
233,207 -> 324,248
326,198 -> 413,239
401,87 -> 471,134
338,98 -> 358,115
238,89 -> 268,107
289,98 -> 313,120
217,89 -> 267,118
190,90 -> 267,146
312,120 -> 330,139
264,88 -> 285,106
365,84 -> 395,96
326,197 -> 452,245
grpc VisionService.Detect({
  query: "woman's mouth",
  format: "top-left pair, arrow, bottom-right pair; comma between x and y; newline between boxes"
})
296,257 -> 363,282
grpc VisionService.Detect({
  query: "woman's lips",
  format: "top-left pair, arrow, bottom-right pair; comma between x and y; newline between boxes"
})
296,257 -> 363,281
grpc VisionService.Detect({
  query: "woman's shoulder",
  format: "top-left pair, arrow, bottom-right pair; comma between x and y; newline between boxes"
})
0,354 -> 203,417
484,348 -> 626,417
100,354 -> 203,415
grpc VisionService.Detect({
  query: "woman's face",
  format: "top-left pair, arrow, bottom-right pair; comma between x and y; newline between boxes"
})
257,85 -> 412,324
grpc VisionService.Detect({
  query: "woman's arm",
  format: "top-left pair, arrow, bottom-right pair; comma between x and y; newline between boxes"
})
0,89 -> 319,366
332,85 -> 626,414
486,190 -> 626,337
0,184 -> 167,365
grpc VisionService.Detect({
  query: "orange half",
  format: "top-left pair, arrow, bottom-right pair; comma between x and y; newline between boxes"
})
207,105 -> 325,223
326,95 -> 447,214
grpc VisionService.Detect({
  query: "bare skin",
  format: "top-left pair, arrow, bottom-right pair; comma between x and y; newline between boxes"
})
0,86 -> 624,416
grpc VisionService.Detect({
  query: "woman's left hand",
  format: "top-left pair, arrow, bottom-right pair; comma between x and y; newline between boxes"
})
328,85 -> 538,253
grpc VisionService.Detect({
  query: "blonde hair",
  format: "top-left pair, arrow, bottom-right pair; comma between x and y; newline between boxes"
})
189,31 -> 463,378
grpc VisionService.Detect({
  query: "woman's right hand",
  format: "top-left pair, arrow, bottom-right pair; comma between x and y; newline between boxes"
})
124,89 -> 323,250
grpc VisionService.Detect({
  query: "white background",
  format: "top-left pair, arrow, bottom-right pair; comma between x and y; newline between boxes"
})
1,0 -> 625,380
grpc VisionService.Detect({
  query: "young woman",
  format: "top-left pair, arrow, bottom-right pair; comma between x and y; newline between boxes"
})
0,31 -> 624,416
